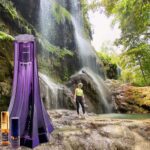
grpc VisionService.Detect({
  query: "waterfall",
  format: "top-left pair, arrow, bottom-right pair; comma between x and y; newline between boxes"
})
71,17 -> 98,71
70,0 -> 98,71
39,0 -> 112,113
80,68 -> 111,113
70,0 -> 112,112
39,73 -> 73,110
39,0 -> 64,110
39,73 -> 60,109
39,0 -> 51,38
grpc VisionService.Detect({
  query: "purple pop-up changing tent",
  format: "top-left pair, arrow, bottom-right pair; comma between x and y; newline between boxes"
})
8,34 -> 54,148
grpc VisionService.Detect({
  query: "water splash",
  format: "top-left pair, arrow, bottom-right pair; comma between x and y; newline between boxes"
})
80,68 -> 112,113
39,73 -> 61,109
39,73 -> 74,110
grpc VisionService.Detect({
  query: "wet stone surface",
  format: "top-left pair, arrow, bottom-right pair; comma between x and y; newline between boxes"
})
0,109 -> 150,150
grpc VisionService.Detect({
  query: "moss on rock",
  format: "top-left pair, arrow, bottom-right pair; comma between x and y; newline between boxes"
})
0,32 -> 14,81
51,0 -> 71,24
0,32 -> 14,111
106,80 -> 150,113
125,86 -> 150,110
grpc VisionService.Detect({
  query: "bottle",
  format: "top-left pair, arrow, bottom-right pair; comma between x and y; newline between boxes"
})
1,111 -> 9,146
10,117 -> 20,149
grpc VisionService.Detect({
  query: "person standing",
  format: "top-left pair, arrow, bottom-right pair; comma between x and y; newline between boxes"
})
74,82 -> 85,118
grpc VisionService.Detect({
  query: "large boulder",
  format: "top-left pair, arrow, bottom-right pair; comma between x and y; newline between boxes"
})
67,68 -> 112,114
105,79 -> 150,113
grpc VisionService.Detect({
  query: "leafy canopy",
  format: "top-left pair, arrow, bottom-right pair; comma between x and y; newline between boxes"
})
90,0 -> 150,86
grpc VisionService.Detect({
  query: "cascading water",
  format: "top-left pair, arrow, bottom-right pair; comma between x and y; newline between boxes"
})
39,0 -> 51,38
71,0 -> 97,72
70,1 -> 98,71
39,0 -> 112,113
39,0 -> 69,110
39,73 -> 74,110
81,68 -> 111,113
70,0 -> 112,112
71,17 -> 98,71
39,73 -> 60,109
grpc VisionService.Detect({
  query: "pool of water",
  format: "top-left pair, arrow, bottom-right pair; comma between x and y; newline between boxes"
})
98,113 -> 150,120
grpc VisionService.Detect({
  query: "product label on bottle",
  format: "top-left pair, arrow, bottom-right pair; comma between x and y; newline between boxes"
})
2,132 -> 8,142
11,136 -> 20,147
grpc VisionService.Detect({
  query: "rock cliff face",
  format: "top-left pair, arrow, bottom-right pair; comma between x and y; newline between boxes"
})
11,0 -> 40,26
67,68 -> 112,113
0,0 -> 82,103
0,0 -> 81,81
0,0 -> 101,109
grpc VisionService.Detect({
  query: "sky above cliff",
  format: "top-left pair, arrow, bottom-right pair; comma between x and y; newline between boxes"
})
88,1 -> 121,53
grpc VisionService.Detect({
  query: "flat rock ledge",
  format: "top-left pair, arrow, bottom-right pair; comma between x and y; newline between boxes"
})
0,109 -> 150,150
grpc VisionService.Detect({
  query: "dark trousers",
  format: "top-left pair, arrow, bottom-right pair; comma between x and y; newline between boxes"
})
76,96 -> 85,114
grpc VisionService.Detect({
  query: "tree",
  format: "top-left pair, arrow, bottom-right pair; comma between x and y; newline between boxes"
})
89,0 -> 150,85
119,43 -> 150,85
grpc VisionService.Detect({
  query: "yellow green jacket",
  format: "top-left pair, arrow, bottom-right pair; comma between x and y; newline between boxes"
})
75,88 -> 84,96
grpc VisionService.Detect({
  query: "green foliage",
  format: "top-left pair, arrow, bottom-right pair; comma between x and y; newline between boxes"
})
120,43 -> 150,86
100,0 -> 150,48
97,51 -> 119,79
0,31 -> 14,41
0,0 -> 74,83
0,95 -> 10,112
58,48 -> 74,58
51,0 -> 71,24
0,31 -> 14,86
124,86 -> 150,110
97,51 -> 111,63
81,0 -> 92,38
0,22 -> 8,32
90,0 -> 150,86
62,66 -> 69,81
37,36 -> 74,58
0,0 -> 33,34
97,41 -> 120,65
0,0 -> 18,19
88,0 -> 101,11
112,0 -> 149,48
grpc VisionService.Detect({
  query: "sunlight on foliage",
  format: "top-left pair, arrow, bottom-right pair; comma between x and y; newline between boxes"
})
0,31 -> 14,41
90,0 -> 150,86
120,43 -> 150,86
125,86 -> 150,108
97,51 -> 119,79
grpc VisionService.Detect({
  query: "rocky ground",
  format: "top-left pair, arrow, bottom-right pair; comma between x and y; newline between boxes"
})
0,109 -> 150,150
